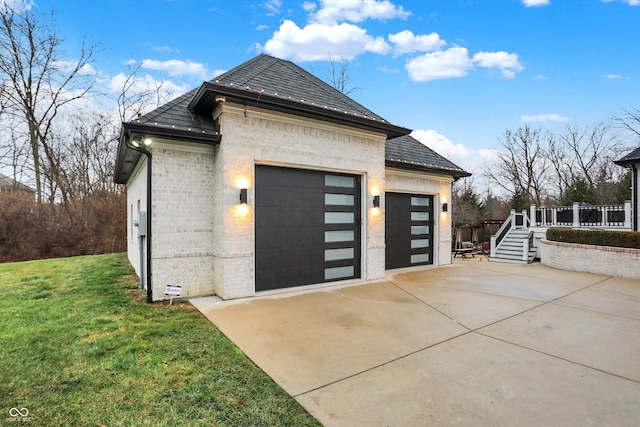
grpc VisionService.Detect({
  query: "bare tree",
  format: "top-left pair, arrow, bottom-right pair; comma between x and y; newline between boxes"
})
546,122 -> 624,203
484,125 -> 549,205
0,3 -> 98,202
116,61 -> 172,122
327,55 -> 361,95
53,110 -> 120,200
615,107 -> 640,140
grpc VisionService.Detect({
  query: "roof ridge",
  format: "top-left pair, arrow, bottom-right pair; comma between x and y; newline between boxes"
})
281,59 -> 384,119
210,54 -> 275,85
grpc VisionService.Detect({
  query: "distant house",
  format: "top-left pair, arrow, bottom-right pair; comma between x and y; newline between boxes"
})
114,54 -> 470,301
0,173 -> 35,198
615,146 -> 640,231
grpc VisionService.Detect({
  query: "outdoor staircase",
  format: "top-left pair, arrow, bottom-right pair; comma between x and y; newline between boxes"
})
490,210 -> 537,264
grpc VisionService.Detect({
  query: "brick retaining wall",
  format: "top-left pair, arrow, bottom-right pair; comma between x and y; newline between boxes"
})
540,239 -> 640,279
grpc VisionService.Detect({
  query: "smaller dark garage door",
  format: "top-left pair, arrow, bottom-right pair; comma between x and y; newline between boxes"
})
255,166 -> 361,291
385,192 -> 434,270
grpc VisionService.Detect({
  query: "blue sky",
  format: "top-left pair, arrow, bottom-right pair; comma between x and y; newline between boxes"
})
25,0 -> 640,175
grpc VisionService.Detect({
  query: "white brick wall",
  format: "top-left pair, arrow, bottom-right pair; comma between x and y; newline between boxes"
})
126,103 -> 457,300
540,239 -> 640,279
213,104 -> 387,299
126,158 -> 147,278
126,140 -> 217,300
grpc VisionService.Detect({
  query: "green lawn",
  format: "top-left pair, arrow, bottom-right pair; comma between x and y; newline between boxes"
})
0,253 -> 320,427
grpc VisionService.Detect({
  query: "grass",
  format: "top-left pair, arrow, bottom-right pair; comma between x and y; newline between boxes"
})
0,253 -> 321,427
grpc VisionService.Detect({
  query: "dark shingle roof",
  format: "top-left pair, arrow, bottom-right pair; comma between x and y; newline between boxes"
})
189,54 -> 410,138
615,146 -> 640,166
130,89 -> 218,135
386,135 -> 471,178
116,54 -> 470,183
116,90 -> 222,184
210,54 -> 386,121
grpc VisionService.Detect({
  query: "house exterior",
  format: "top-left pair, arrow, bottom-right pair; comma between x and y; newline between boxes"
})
0,173 -> 35,198
114,54 -> 469,301
615,146 -> 640,231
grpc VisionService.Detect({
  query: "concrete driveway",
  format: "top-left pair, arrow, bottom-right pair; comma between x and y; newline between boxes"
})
191,259 -> 640,426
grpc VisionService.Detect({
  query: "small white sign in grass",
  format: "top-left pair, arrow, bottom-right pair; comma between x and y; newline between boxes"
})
165,285 -> 182,305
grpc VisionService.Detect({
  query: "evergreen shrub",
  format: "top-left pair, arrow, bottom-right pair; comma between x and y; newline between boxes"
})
546,227 -> 640,249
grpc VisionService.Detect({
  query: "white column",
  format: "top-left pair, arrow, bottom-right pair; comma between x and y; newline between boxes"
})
572,202 -> 580,227
624,200 -> 632,229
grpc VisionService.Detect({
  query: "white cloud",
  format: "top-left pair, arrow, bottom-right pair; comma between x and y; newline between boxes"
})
310,0 -> 410,25
124,59 -> 137,66
602,0 -> 640,5
256,24 -> 269,31
108,72 -> 189,99
405,47 -> 474,82
264,0 -> 282,15
522,0 -> 550,6
377,65 -> 399,73
533,74 -> 547,80
150,44 -> 180,54
605,73 -> 625,79
302,1 -> 317,12
262,19 -> 390,61
472,51 -> 524,78
51,60 -> 98,75
521,113 -> 569,122
388,30 -> 446,56
0,0 -> 33,12
140,59 -> 211,80
411,129 -> 500,173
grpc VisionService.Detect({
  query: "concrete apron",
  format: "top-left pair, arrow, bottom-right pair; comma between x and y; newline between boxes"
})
191,260 -> 640,426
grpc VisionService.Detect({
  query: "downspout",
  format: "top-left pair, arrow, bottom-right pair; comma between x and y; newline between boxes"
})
124,137 -> 153,303
634,165 -> 638,232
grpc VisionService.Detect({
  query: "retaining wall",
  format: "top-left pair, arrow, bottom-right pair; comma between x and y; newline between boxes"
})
540,239 -> 640,279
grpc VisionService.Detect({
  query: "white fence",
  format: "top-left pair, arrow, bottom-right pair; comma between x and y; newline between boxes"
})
529,201 -> 632,230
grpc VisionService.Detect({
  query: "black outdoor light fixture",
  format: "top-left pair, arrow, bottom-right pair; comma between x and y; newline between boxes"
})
373,195 -> 380,208
239,188 -> 248,204
442,202 -> 448,212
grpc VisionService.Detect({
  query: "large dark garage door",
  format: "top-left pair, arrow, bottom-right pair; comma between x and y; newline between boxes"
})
255,165 -> 361,291
385,192 -> 434,269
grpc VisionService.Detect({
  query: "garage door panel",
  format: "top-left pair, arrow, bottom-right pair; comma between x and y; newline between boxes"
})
255,230 -> 321,251
256,165 -> 360,291
256,188 -> 326,210
256,208 -> 324,229
385,192 -> 434,270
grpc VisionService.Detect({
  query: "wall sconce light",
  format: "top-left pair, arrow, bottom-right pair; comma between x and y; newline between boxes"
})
130,134 -> 153,148
373,195 -> 380,208
442,202 -> 448,212
239,188 -> 248,204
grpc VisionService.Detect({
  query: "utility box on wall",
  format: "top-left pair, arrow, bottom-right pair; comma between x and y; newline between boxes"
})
138,212 -> 147,237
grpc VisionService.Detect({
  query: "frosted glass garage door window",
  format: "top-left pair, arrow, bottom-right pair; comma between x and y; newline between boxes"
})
411,239 -> 429,249
324,266 -> 354,280
325,212 -> 354,224
411,254 -> 429,264
325,193 -> 355,206
325,248 -> 354,261
411,225 -> 428,235
411,212 -> 429,221
411,197 -> 429,207
325,175 -> 354,188
325,230 -> 355,243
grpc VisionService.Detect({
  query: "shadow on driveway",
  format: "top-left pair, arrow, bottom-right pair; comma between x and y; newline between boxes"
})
191,261 -> 640,426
